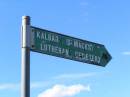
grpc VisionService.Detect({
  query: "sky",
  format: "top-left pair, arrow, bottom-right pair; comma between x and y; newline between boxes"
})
0,0 -> 130,97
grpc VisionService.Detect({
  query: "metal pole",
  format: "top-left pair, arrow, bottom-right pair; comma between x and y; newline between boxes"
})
21,16 -> 31,97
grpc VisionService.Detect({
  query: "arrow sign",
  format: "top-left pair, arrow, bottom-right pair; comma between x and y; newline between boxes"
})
30,26 -> 112,67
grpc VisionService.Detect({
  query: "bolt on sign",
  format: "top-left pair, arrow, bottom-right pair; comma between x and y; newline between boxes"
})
30,26 -> 112,67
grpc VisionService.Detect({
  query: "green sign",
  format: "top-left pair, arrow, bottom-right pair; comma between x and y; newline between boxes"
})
31,26 -> 112,67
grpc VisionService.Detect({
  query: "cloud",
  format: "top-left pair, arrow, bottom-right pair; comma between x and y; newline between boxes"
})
38,84 -> 90,97
122,51 -> 130,55
53,72 -> 97,80
31,81 -> 51,89
0,82 -> 49,91
0,83 -> 19,90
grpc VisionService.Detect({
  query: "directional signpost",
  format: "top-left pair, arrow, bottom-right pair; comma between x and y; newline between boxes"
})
30,26 -> 112,67
21,16 -> 112,97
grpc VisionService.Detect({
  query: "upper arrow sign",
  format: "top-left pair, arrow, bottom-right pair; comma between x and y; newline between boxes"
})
30,26 -> 112,67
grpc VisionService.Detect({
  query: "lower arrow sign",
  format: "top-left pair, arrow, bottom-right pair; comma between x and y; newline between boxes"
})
30,26 -> 112,67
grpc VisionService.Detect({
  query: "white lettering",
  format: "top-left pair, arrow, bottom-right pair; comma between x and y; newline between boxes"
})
66,39 -> 94,51
36,31 -> 41,39
75,51 -> 101,64
66,39 -> 73,46
36,30 -> 59,43
85,44 -> 93,51
40,43 -> 70,57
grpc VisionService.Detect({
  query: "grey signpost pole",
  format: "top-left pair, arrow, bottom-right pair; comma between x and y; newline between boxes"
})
21,16 -> 30,97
